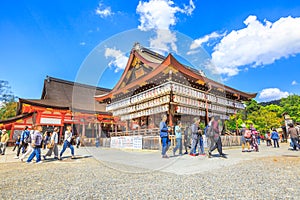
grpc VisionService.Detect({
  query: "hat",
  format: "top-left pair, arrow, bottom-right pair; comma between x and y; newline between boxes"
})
2,129 -> 6,132
241,124 -> 246,128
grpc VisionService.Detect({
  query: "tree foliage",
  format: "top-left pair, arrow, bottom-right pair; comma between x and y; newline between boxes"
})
0,101 -> 17,120
225,95 -> 300,134
0,80 -> 17,120
280,94 -> 300,122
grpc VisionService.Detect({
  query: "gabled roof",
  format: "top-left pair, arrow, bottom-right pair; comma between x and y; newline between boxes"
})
18,76 -> 111,114
95,43 -> 257,102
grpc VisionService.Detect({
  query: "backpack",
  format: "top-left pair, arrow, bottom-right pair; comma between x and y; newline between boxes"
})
244,130 -> 252,138
205,125 -> 214,137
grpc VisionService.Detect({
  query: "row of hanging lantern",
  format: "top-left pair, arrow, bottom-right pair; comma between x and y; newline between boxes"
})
120,104 -> 169,121
176,106 -> 206,116
107,83 -> 172,112
171,82 -> 241,109
174,96 -> 235,115
173,95 -> 206,109
130,83 -> 171,104
112,95 -> 170,116
172,82 -> 206,100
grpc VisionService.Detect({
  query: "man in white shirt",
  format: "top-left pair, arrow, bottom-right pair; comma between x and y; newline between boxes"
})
59,126 -> 75,160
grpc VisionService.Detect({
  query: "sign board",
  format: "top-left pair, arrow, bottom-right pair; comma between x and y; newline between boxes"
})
40,118 -> 61,125
110,135 -> 143,149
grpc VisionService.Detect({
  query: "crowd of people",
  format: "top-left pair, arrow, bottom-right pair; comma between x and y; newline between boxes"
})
0,125 -> 79,164
160,114 -> 227,159
1,116 -> 300,162
159,114 -> 300,159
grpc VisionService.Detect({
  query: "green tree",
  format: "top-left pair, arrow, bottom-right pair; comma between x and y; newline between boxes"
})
245,99 -> 261,115
280,94 -> 300,122
0,101 -> 17,120
247,106 -> 282,133
0,80 -> 17,120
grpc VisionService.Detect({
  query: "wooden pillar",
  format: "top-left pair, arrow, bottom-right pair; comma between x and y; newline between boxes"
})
10,123 -> 15,140
59,126 -> 64,144
98,123 -> 101,137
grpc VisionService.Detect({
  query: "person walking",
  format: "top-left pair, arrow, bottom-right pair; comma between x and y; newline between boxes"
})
241,129 -> 251,152
12,135 -> 21,151
173,121 -> 182,156
271,129 -> 280,148
207,116 -> 227,158
288,123 -> 300,150
26,125 -> 43,164
183,125 -> 190,154
59,125 -> 75,160
0,129 -> 9,155
160,114 -> 170,158
197,129 -> 205,156
16,126 -> 30,158
19,126 -> 35,162
190,117 -> 200,156
43,127 -> 59,160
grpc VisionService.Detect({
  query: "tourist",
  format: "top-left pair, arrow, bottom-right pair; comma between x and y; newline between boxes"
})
241,125 -> 251,152
207,116 -> 226,158
183,125 -> 190,154
16,126 -> 30,158
12,135 -> 21,151
160,114 -> 170,158
241,128 -> 251,152
266,132 -> 272,146
20,125 -> 35,162
271,129 -> 280,148
197,128 -> 205,156
173,121 -> 182,156
59,125 -> 75,160
43,127 -> 59,160
0,129 -> 9,155
43,130 -> 50,149
250,125 -> 259,152
296,122 -> 300,145
190,117 -> 200,156
257,131 -> 261,145
288,123 -> 300,150
26,125 -> 43,164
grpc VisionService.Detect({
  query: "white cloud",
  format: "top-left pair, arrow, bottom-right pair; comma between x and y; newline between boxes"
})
258,88 -> 289,101
136,0 -> 195,52
190,32 -> 225,50
196,15 -> 300,77
79,42 -> 86,46
104,48 -> 128,73
292,80 -> 297,85
149,29 -> 178,53
95,3 -> 113,18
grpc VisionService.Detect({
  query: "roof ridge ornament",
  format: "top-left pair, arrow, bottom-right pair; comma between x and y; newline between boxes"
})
133,42 -> 141,51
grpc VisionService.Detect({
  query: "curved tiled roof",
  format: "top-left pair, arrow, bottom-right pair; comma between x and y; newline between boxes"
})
18,76 -> 111,114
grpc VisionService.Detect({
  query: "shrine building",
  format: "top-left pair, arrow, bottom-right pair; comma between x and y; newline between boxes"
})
95,43 -> 257,136
0,76 -> 113,144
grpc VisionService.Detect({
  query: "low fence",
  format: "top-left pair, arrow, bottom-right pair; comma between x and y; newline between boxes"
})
83,130 -> 243,150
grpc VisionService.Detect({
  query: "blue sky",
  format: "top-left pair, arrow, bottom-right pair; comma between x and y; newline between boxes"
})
0,0 -> 300,102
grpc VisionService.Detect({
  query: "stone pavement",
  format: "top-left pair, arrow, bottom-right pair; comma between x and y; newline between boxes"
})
1,142 -> 298,175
